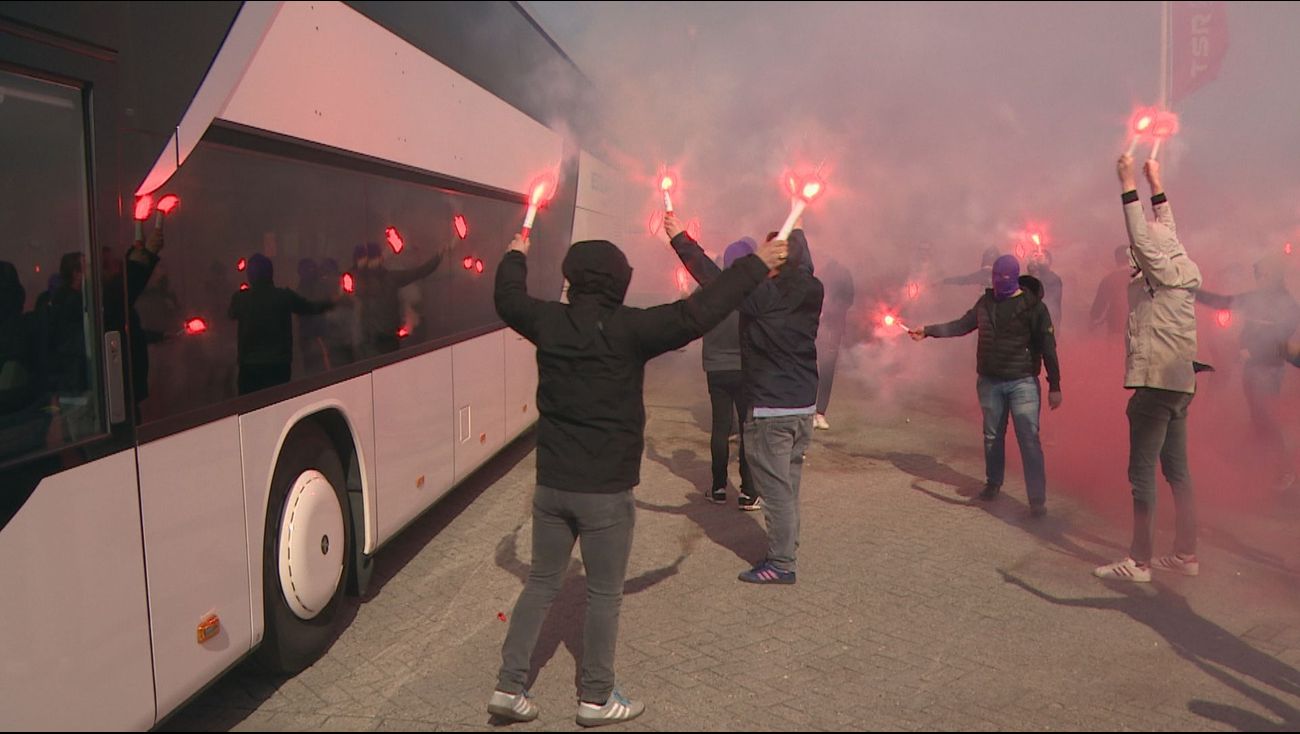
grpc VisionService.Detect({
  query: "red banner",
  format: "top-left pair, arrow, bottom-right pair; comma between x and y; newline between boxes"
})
1170,1 -> 1229,105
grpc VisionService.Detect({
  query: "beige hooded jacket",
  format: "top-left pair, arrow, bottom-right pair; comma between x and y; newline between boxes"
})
1123,194 -> 1202,393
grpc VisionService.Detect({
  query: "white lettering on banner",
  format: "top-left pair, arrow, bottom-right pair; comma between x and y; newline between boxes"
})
1189,12 -> 1212,79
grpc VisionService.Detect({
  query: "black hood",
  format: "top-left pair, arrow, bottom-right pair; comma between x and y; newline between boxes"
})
777,231 -> 814,279
563,240 -> 631,307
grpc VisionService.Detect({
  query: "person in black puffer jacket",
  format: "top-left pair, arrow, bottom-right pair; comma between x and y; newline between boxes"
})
910,254 -> 1062,517
489,230 -> 784,725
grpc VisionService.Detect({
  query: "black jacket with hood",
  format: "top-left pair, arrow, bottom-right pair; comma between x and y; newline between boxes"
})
495,240 -> 769,494
671,229 -> 824,411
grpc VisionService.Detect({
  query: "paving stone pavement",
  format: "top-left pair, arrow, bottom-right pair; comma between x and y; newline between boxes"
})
165,347 -> 1300,731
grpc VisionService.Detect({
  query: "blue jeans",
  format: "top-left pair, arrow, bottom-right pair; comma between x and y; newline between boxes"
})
976,376 -> 1046,506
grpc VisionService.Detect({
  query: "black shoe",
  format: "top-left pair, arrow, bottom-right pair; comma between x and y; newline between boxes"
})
738,491 -> 763,511
978,484 -> 1001,501
707,486 -> 727,504
1029,503 -> 1047,518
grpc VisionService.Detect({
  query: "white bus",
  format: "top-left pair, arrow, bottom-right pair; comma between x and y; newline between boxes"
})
0,2 -> 636,728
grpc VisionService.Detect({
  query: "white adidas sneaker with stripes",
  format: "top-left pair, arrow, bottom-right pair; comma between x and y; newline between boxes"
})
576,688 -> 644,727
488,689 -> 539,722
1093,557 -> 1152,583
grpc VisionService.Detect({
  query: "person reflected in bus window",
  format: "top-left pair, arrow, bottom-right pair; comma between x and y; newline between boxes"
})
353,240 -> 445,357
34,273 -> 61,312
0,260 -> 47,457
104,228 -> 166,417
317,257 -> 354,369
40,251 -> 94,440
228,254 -> 338,396
295,257 -> 330,374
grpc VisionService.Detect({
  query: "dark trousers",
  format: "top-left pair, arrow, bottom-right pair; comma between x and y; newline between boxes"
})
707,370 -> 752,493
238,363 -> 291,395
815,347 -> 839,415
1127,388 -> 1197,563
498,486 -> 635,703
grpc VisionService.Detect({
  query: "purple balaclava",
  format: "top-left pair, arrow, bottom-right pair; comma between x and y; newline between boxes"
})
991,255 -> 1020,301
723,237 -> 756,268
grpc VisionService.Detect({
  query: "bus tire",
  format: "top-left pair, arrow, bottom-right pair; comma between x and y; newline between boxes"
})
255,422 -> 353,674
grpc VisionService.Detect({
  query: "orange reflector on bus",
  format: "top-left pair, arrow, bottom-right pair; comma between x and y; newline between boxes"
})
197,613 -> 220,644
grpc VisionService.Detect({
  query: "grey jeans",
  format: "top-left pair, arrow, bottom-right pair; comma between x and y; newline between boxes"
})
743,414 -> 814,572
497,486 -> 635,703
1127,388 -> 1197,563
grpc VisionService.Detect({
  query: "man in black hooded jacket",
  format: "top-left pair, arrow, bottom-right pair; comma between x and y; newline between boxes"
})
488,231 -> 786,726
666,218 -> 823,586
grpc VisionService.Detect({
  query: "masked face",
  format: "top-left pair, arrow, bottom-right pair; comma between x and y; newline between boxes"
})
991,255 -> 1021,301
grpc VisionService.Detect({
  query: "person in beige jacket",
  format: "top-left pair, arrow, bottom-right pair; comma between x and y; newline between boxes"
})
1094,154 -> 1203,584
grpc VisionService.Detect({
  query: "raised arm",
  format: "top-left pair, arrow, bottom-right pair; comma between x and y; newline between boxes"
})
666,214 -> 722,287
493,235 -> 544,343
632,238 -> 786,359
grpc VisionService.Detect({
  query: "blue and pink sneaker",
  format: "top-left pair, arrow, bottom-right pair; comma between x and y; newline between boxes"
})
738,561 -> 795,585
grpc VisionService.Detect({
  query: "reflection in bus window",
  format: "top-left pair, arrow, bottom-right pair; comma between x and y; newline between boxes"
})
137,139 -> 519,423
0,70 -> 102,462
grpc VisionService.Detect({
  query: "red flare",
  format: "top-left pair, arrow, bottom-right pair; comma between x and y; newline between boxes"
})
453,214 -> 469,240
183,317 -> 208,335
385,226 -> 405,254
463,256 -> 475,270
341,272 -> 355,294
1129,107 -> 1159,136
660,174 -> 675,192
474,259 -> 485,274
239,283 -> 250,291
237,257 -> 247,272
1286,242 -> 1293,256
528,172 -> 558,206
133,194 -> 154,221
397,325 -> 411,339
1215,310 -> 1232,328
156,194 -> 180,215
801,180 -> 823,200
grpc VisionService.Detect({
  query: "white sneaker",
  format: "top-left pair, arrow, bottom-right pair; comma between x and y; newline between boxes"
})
488,689 -> 539,722
576,688 -> 644,727
814,414 -> 830,430
1151,553 -> 1199,576
1093,557 -> 1151,583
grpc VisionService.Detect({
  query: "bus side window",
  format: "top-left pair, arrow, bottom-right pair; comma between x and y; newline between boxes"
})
0,70 -> 106,464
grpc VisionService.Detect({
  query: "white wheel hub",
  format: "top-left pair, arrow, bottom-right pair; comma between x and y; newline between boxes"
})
277,469 -> 345,620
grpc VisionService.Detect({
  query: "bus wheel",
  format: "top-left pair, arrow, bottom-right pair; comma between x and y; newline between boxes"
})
256,423 -> 352,674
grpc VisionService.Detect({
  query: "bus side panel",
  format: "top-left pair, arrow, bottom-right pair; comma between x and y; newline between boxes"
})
0,451 -> 154,730
136,417 -> 252,722
372,348 -> 455,543
216,1 -> 562,196
504,331 -> 539,441
452,331 -> 507,484
238,375 -> 378,643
